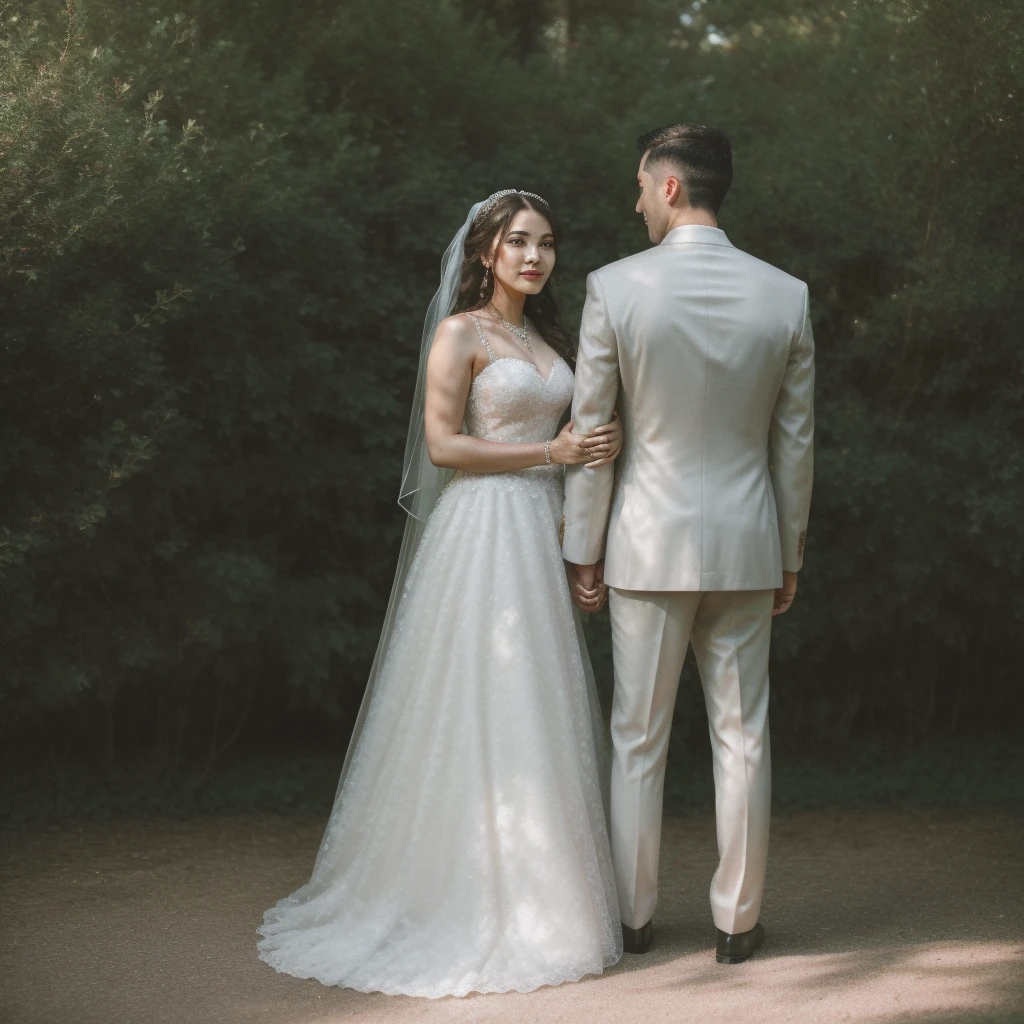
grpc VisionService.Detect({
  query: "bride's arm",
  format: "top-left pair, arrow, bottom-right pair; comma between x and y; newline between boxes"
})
424,318 -> 594,473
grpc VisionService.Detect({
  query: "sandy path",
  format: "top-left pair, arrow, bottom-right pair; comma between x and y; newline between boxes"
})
2,811 -> 1022,1024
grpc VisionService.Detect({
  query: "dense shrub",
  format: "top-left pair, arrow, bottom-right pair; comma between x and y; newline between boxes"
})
1,0 -> 1020,773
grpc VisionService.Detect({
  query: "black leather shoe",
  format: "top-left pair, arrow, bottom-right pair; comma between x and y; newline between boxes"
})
622,920 -> 653,954
715,921 -> 765,964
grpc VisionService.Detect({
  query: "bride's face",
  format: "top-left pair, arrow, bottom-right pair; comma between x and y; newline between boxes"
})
486,208 -> 556,299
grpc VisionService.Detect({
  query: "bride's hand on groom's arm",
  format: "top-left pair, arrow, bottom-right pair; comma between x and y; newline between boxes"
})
550,421 -> 601,466
550,414 -> 622,468
581,412 -> 622,468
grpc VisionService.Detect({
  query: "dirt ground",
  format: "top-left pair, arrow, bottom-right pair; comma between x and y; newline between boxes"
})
2,810 -> 1023,1024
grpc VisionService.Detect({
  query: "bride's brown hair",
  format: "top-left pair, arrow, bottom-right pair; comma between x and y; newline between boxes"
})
452,193 -> 576,367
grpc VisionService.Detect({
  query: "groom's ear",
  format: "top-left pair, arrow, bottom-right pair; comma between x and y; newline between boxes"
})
664,175 -> 684,205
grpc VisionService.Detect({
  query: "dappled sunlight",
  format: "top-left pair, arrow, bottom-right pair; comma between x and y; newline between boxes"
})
491,603 -> 522,667
636,940 -> 1023,1022
269,939 -> 1023,1024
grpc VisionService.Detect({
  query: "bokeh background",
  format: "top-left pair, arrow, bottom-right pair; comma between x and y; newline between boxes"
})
2,0 -> 1022,822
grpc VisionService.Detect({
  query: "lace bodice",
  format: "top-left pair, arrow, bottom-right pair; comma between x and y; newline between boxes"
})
464,317 -> 574,445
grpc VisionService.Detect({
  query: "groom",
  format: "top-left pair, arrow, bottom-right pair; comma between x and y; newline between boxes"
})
562,124 -> 814,964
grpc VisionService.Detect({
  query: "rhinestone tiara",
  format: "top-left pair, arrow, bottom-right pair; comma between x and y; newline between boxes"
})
479,189 -> 549,214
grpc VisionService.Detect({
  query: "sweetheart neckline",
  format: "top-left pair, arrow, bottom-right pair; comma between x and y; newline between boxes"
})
473,354 -> 567,387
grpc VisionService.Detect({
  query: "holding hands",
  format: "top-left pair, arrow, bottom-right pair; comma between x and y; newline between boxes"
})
567,560 -> 608,614
555,413 -> 619,614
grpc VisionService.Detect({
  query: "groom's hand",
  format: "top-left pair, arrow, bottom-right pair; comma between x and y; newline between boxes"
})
567,561 -> 607,614
773,571 -> 798,616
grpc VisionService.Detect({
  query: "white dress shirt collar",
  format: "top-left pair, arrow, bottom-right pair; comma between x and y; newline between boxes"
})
659,224 -> 734,248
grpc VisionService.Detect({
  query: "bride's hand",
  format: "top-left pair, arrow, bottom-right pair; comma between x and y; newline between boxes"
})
548,420 -> 600,465
582,412 -> 622,468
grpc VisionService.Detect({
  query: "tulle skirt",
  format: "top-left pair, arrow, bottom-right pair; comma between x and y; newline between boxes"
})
257,467 -> 622,997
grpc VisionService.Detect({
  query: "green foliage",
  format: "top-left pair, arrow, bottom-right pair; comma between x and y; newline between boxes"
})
3,735 -> 1019,829
1,0 -> 1021,774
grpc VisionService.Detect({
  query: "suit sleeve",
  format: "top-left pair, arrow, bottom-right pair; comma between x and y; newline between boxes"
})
561,272 -> 619,566
770,285 -> 815,572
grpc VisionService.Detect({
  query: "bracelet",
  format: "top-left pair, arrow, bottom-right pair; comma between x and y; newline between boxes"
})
544,441 -> 552,465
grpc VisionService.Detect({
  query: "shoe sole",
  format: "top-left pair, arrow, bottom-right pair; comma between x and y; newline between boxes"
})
716,952 -> 752,964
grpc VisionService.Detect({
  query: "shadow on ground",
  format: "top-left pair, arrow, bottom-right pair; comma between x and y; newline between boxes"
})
1,811 -> 1022,1024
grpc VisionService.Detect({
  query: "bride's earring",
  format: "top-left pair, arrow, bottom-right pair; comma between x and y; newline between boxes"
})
479,265 -> 491,300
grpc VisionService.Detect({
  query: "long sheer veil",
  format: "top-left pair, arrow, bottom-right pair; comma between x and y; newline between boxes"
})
332,200 -> 485,794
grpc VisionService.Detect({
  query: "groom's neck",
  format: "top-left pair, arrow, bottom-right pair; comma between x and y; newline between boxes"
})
661,205 -> 718,237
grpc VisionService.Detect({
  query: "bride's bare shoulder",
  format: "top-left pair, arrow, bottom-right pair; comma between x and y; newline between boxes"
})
431,312 -> 482,357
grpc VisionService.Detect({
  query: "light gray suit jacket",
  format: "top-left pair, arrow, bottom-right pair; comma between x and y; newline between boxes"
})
561,224 -> 814,591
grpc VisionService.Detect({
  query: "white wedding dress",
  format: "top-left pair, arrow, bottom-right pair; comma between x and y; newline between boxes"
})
257,320 -> 622,998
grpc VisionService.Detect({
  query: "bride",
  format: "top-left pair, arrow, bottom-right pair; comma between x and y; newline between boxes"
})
257,190 -> 625,998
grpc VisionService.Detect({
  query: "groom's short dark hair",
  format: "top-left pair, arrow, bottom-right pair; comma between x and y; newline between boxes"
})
637,124 -> 733,214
